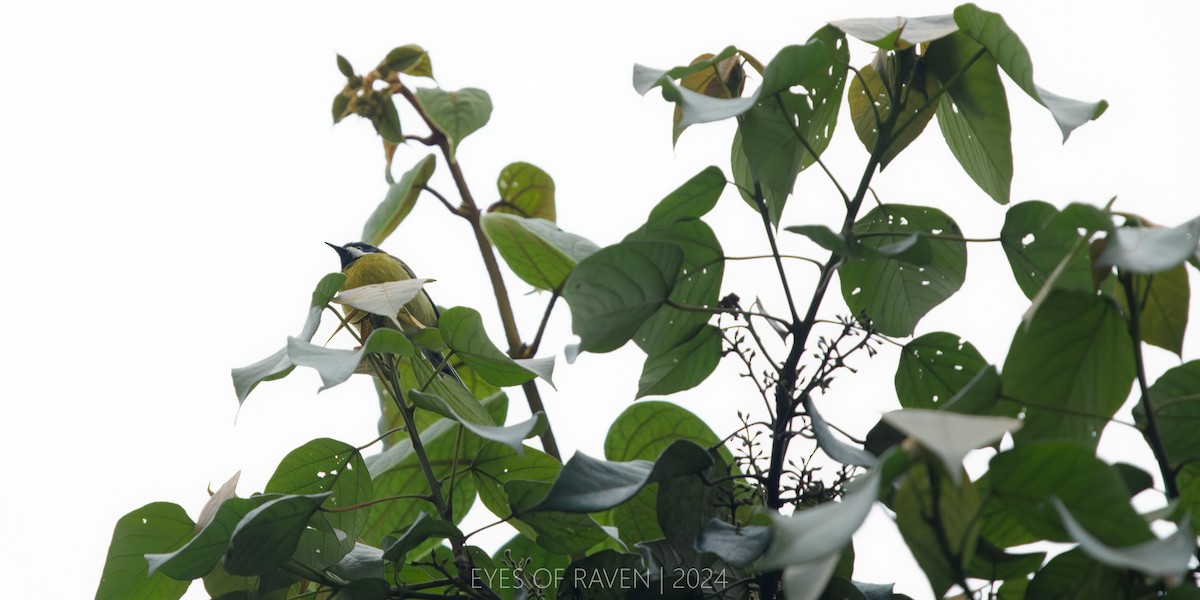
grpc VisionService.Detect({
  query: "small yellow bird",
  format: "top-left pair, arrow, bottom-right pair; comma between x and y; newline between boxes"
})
326,241 -> 459,381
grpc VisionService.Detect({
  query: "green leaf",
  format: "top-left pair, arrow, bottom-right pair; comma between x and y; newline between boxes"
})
636,324 -> 720,397
731,131 -> 783,226
410,390 -> 545,455
332,92 -> 351,124
327,542 -> 386,584
1097,215 -> 1200,274
481,213 -> 599,291
439,306 -> 543,387
334,578 -> 390,600
1132,360 -> 1200,469
803,394 -> 878,467
758,468 -> 880,571
628,220 -> 724,357
883,409 -> 1019,484
953,3 -> 1107,140
1053,499 -> 1193,577
505,480 -> 609,554
830,14 -> 957,48
926,32 -> 1012,204
839,204 -> 967,336
781,554 -> 842,600
556,551 -> 646,600
895,332 -> 1005,415
847,61 -> 939,169
381,44 -> 432,77
893,463 -> 982,596
381,512 -> 463,562
604,401 -> 727,546
965,540 -> 1044,582
224,493 -> 331,576
785,224 -> 848,256
232,272 -> 346,403
999,201 -> 1094,299
145,496 -> 278,580
361,395 -> 505,545
494,161 -> 555,221
739,26 -> 847,218
645,166 -> 725,227
372,97 -> 403,144
336,54 -> 355,78
1002,291 -> 1134,446
96,503 -> 193,600
415,87 -> 491,159
264,439 -> 372,570
361,154 -> 437,246
1118,264 -> 1190,355
469,442 -> 608,554
1025,548 -> 1125,600
562,240 -> 684,353
694,519 -> 772,567
986,443 -> 1153,547
531,440 -> 712,512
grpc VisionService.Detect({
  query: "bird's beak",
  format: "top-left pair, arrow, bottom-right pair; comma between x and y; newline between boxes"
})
326,242 -> 353,269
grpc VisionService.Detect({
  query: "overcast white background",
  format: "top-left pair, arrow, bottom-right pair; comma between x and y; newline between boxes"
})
2,2 -> 1198,598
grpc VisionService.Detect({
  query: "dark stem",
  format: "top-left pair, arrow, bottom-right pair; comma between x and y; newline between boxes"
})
1119,273 -> 1179,498
393,82 -> 562,461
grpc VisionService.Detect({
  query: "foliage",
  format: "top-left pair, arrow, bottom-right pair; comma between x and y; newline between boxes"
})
100,6 -> 1200,600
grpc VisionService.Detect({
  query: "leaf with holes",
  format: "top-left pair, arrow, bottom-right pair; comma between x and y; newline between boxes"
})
415,87 -> 492,159
839,204 -> 966,337
895,332 -> 1005,415
847,61 -> 939,169
264,438 -> 372,570
926,32 -> 1012,204
96,503 -> 194,600
563,240 -> 684,353
1003,290 -> 1134,447
954,4 -> 1107,140
493,162 -> 555,221
739,26 -> 847,221
999,201 -> 1093,299
481,213 -> 599,292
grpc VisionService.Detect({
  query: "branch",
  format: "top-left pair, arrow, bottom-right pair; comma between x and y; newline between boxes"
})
1120,273 -> 1180,498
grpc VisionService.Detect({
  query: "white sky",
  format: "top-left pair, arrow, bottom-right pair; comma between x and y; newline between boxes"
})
2,2 -> 1198,598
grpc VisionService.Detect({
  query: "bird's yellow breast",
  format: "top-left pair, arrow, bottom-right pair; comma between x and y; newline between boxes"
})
343,252 -> 414,289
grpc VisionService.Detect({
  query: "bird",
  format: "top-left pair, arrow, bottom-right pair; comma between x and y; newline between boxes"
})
326,241 -> 460,382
